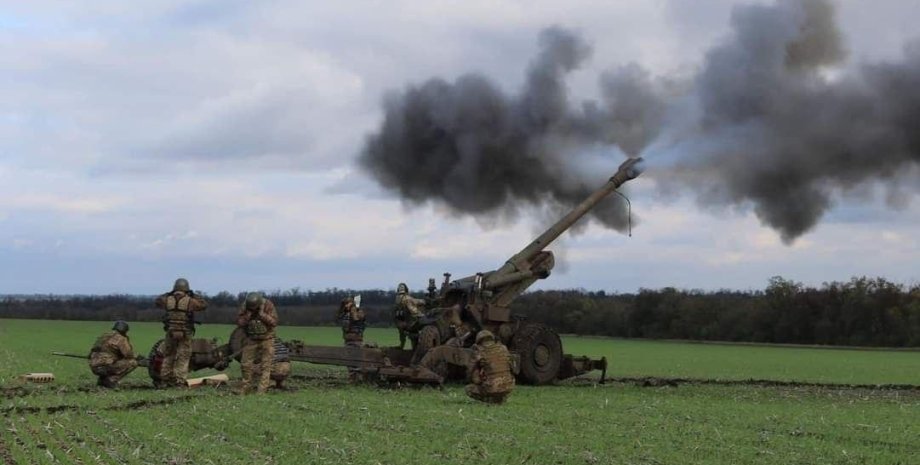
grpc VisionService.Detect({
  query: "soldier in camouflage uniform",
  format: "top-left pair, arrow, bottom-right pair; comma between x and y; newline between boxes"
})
337,296 -> 366,382
394,282 -> 425,349
89,321 -> 139,388
236,292 -> 279,394
338,297 -> 366,347
465,330 -> 515,404
155,278 -> 208,387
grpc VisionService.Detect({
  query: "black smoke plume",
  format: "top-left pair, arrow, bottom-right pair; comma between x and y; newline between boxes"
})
360,0 -> 920,242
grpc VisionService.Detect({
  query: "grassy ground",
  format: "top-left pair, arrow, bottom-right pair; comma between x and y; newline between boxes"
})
1,319 -> 918,465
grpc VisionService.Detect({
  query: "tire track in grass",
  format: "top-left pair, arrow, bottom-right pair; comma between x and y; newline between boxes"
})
3,417 -> 32,464
19,415 -> 59,464
194,397 -> 289,462
1,393 -> 202,417
0,418 -> 15,465
49,414 -> 108,465
31,415 -> 89,465
88,410 -> 158,465
182,399 -> 265,462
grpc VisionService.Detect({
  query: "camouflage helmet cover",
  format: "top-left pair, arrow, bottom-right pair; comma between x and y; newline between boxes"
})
245,292 -> 264,310
397,282 -> 409,294
173,278 -> 190,292
475,330 -> 495,344
112,320 -> 130,335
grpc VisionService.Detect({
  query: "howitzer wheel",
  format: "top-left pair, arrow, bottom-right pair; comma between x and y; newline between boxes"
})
412,325 -> 442,364
512,323 -> 562,385
147,339 -> 167,388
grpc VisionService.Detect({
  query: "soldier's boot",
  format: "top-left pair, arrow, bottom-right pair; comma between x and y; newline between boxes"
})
101,377 -> 119,389
347,371 -> 361,383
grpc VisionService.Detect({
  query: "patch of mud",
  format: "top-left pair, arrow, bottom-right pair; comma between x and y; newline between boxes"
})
593,376 -> 920,392
2,394 -> 201,417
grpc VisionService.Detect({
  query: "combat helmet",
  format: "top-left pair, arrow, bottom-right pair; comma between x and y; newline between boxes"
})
397,283 -> 409,294
475,330 -> 495,344
245,292 -> 264,310
173,278 -> 190,292
112,320 -> 130,335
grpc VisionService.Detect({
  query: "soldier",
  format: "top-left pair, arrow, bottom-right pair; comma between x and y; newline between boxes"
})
465,330 -> 515,404
394,282 -> 426,349
89,321 -> 139,389
236,292 -> 279,394
338,296 -> 366,347
337,296 -> 366,382
154,278 -> 208,387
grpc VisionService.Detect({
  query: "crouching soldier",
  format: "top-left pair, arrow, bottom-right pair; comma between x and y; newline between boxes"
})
465,330 -> 515,404
89,320 -> 139,388
236,292 -> 278,394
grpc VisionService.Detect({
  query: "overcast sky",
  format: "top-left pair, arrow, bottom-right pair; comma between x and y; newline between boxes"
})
1,0 -> 917,295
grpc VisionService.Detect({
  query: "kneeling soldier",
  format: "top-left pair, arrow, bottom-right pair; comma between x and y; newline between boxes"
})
89,320 -> 139,388
465,330 -> 515,404
236,292 -> 279,394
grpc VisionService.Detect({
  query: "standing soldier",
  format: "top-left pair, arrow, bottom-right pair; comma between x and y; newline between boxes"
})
337,296 -> 366,382
155,278 -> 208,387
89,320 -> 139,388
236,292 -> 279,394
394,282 -> 426,349
465,330 -> 515,404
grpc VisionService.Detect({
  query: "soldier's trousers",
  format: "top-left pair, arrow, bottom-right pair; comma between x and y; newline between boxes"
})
91,358 -> 138,387
241,338 -> 274,394
344,339 -> 362,381
161,332 -> 192,386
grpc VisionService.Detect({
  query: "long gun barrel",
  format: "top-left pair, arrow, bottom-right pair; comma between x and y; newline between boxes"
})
52,351 -> 150,368
51,351 -> 89,360
496,157 -> 644,276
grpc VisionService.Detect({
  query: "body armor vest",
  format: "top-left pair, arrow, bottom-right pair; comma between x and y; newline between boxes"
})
164,292 -> 193,333
246,303 -> 270,340
478,343 -> 514,392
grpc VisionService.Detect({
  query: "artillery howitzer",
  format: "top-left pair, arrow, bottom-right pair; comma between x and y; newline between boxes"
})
409,157 -> 644,384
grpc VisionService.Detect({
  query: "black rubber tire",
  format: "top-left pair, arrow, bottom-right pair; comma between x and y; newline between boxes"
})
512,323 -> 563,385
147,339 -> 166,387
412,325 -> 442,363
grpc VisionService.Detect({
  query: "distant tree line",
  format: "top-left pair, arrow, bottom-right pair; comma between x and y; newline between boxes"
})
1,276 -> 917,347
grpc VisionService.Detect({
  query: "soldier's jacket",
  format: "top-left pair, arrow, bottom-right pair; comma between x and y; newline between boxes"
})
155,291 -> 208,334
89,331 -> 135,367
395,293 -> 426,318
339,306 -> 366,342
470,341 -> 514,393
236,299 -> 279,341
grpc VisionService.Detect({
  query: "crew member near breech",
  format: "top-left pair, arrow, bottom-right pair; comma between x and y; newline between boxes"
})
394,282 -> 426,349
89,320 -> 139,388
154,278 -> 208,387
236,292 -> 279,394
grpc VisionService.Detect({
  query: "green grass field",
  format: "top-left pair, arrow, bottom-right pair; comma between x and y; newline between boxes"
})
1,319 -> 918,465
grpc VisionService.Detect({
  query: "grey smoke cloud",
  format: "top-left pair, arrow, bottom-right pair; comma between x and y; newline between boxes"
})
359,26 -> 633,231
360,0 -> 920,242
